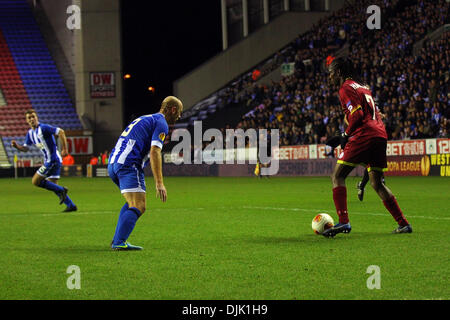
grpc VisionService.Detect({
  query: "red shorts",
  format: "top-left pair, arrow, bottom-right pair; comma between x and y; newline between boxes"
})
337,137 -> 387,172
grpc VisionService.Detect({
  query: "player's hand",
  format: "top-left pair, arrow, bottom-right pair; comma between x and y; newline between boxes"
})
11,140 -> 18,149
339,132 -> 349,149
61,149 -> 68,157
155,182 -> 167,202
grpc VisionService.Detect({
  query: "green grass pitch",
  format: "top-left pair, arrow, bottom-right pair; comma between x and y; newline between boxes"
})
0,176 -> 448,300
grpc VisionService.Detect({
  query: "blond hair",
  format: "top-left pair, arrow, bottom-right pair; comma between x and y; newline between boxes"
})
161,96 -> 183,112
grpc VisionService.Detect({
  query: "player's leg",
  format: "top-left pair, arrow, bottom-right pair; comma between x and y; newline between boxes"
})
368,169 -> 392,201
32,165 -> 67,204
368,169 -> 412,233
110,164 -> 146,250
367,138 -> 411,233
46,162 -> 71,207
47,178 -> 77,212
357,168 -> 370,201
111,192 -> 145,250
108,163 -> 127,246
31,171 -> 46,187
331,162 -> 354,223
323,163 -> 354,237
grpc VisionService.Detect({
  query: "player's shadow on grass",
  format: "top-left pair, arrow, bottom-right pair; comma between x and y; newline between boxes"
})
14,245 -> 109,253
246,231 -> 402,245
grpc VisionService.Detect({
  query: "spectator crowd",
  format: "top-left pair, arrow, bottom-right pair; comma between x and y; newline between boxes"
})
210,0 -> 449,147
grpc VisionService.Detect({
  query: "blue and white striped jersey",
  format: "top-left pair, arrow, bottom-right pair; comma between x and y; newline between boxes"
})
24,123 -> 62,164
109,113 -> 168,168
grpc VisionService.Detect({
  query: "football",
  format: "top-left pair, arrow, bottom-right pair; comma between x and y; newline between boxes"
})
312,213 -> 334,235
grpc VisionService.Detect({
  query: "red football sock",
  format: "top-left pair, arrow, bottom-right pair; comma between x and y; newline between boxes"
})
333,186 -> 349,224
383,196 -> 409,226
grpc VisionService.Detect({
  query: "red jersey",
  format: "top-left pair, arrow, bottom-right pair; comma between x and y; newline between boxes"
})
338,79 -> 387,140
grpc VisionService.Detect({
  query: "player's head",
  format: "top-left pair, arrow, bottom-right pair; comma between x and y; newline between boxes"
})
25,109 -> 39,128
160,96 -> 183,124
328,57 -> 358,86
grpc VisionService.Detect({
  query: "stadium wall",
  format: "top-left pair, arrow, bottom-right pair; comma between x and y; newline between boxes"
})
72,0 -> 124,154
173,7 -> 345,111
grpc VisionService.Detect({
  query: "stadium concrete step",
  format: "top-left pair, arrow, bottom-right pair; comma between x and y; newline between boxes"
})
0,88 -> 6,106
0,138 -> 11,167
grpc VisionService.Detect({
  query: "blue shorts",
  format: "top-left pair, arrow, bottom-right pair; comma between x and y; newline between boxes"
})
108,163 -> 146,194
36,161 -> 61,179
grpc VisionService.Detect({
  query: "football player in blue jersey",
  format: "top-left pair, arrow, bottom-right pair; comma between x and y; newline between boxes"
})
11,109 -> 77,212
108,96 -> 183,250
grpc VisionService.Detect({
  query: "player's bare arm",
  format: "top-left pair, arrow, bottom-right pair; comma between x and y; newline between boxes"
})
11,140 -> 29,152
56,129 -> 69,157
150,145 -> 167,202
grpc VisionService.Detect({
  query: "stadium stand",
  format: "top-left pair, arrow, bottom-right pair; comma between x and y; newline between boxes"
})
176,0 -> 449,150
232,0 -> 450,146
0,0 -> 82,165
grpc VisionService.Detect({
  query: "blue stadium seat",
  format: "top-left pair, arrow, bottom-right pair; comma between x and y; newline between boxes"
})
0,0 -> 82,131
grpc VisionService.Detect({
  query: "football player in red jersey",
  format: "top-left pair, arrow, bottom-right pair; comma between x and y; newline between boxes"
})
324,57 -> 412,237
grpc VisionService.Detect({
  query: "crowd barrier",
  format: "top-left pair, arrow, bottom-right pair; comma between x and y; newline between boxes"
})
2,139 -> 448,178
156,159 -> 365,177
160,138 -> 450,177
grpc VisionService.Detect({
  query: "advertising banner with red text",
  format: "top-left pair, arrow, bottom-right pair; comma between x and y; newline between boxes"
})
66,136 -> 93,155
385,155 -> 428,176
384,154 -> 449,177
273,145 -> 310,160
437,138 -> 450,154
274,138 -> 450,160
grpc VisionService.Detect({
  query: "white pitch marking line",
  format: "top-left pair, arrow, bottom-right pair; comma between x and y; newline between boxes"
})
242,206 -> 450,221
2,206 -> 447,221
1,207 -> 206,218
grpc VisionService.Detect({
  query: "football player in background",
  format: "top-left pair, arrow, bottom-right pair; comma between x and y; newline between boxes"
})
254,129 -> 271,178
108,96 -> 183,250
11,109 -> 77,212
324,57 -> 412,237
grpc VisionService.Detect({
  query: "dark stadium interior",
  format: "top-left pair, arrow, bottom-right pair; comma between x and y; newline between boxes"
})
120,0 -> 222,124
